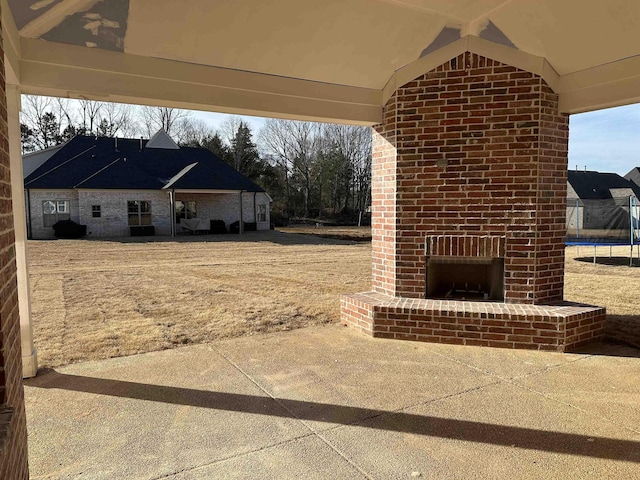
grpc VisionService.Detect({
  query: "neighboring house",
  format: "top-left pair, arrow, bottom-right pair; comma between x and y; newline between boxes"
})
567,170 -> 640,240
624,167 -> 640,188
23,130 -> 271,239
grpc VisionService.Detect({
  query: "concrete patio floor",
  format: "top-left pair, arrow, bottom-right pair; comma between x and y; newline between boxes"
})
25,325 -> 640,479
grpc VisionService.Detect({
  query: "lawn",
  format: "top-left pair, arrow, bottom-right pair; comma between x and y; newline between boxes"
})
27,230 -> 638,367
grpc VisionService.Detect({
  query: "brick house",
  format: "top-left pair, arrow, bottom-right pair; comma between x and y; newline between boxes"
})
24,130 -> 271,239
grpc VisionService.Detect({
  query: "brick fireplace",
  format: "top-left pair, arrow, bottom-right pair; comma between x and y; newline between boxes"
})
341,52 -> 605,352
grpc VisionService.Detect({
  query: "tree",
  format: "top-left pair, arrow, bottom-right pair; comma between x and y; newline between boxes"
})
20,123 -> 36,153
21,95 -> 139,150
21,96 -> 63,150
324,124 -> 372,213
78,99 -> 103,134
259,119 -> 324,217
101,102 -> 136,137
229,121 -> 263,180
139,106 -> 190,139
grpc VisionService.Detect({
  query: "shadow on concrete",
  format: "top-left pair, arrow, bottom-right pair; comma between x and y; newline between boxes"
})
27,371 -> 640,463
572,338 -> 640,358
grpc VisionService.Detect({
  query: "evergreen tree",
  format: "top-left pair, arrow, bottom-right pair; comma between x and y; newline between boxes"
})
39,112 -> 62,148
201,133 -> 231,164
20,123 -> 36,153
229,122 -> 263,180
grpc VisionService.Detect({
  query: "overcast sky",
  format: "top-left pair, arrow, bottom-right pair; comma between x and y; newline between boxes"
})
192,104 -> 640,177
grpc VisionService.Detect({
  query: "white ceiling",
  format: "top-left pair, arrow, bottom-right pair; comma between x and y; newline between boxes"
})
7,0 -> 640,122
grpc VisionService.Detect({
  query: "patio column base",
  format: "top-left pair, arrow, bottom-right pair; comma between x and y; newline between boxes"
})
22,350 -> 38,379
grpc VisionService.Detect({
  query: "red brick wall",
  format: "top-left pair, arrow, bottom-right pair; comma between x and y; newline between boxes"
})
0,8 -> 30,479
606,316 -> 640,349
371,52 -> 569,304
371,93 -> 398,296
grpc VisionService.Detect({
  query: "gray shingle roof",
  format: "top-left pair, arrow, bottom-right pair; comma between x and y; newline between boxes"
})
24,134 -> 264,193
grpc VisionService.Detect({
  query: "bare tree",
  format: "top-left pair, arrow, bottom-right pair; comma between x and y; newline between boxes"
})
177,118 -> 215,146
259,119 -> 322,217
78,99 -> 103,134
219,116 -> 244,145
139,106 -> 190,138
325,124 -> 372,212
21,95 -> 62,150
101,102 -> 137,137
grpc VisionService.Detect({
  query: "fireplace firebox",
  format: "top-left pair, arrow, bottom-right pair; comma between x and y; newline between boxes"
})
426,256 -> 504,301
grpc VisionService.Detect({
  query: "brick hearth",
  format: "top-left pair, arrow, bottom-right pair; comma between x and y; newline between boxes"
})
341,293 -> 605,352
341,51 -> 605,351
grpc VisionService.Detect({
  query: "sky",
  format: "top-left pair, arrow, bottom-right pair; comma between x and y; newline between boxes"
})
192,104 -> 640,177
191,110 -> 266,137
568,103 -> 640,176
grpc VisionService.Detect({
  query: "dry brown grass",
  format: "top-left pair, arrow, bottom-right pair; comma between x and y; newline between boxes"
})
28,231 -> 639,368
564,245 -> 640,318
28,231 -> 370,367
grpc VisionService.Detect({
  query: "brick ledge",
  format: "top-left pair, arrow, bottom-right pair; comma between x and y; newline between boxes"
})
341,292 -> 606,352
344,292 -> 605,318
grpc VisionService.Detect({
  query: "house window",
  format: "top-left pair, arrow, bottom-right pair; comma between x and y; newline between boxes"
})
92,205 -> 101,218
175,200 -> 197,223
257,204 -> 267,222
43,200 -> 70,227
127,200 -> 152,226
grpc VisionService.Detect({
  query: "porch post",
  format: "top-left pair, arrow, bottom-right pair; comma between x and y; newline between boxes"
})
239,191 -> 244,234
7,85 -> 38,378
169,189 -> 176,237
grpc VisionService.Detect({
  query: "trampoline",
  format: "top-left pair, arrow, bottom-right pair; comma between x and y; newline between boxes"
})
566,195 -> 640,266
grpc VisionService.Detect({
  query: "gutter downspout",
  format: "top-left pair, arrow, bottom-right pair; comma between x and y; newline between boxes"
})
26,188 -> 32,240
170,190 -> 176,237
253,192 -> 257,225
239,191 -> 244,234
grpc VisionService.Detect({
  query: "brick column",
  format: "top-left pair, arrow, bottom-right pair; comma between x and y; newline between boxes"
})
371,52 -> 569,304
0,7 -> 31,479
371,94 -> 398,296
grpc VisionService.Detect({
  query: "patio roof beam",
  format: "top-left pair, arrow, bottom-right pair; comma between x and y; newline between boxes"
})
558,55 -> 640,114
18,38 -> 382,126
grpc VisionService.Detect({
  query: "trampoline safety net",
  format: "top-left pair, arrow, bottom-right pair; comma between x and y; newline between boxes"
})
566,196 -> 640,245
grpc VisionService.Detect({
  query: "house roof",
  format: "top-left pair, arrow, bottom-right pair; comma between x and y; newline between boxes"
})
24,133 -> 265,193
624,167 -> 640,188
568,170 -> 640,200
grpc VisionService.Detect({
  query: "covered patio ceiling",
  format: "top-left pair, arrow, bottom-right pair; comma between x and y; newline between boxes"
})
4,0 -> 640,123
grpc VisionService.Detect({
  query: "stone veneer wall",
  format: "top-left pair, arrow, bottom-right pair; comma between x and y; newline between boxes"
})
0,7 -> 30,478
372,52 -> 569,305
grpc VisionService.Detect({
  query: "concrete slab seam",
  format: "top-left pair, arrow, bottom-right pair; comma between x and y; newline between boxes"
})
213,347 -> 377,480
412,349 -> 640,436
508,373 -> 640,437
427,347 -> 640,437
147,431 -> 318,480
